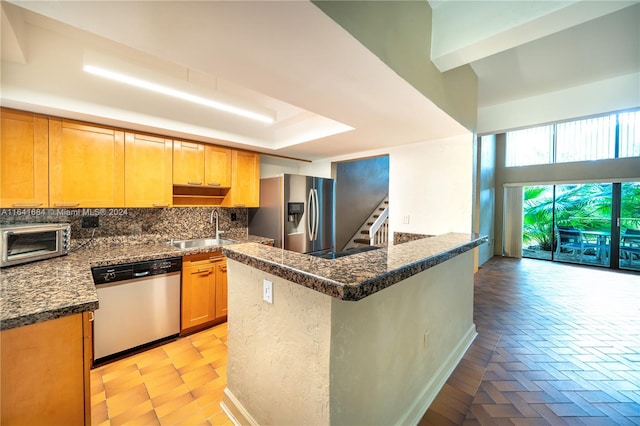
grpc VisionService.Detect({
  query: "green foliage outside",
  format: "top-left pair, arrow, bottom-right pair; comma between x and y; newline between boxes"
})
523,183 -> 640,251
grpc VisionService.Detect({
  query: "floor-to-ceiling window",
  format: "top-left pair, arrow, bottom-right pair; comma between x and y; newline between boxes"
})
500,108 -> 640,271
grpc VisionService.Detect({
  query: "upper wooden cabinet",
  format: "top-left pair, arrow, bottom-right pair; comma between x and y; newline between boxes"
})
0,108 -> 49,208
173,140 -> 205,186
205,145 -> 232,188
49,119 -> 125,208
125,132 -> 172,207
173,140 -> 231,188
224,150 -> 260,207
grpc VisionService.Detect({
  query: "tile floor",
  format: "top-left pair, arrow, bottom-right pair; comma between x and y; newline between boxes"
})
421,257 -> 640,425
92,257 -> 640,425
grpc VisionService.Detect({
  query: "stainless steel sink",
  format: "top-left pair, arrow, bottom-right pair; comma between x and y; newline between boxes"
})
169,237 -> 237,249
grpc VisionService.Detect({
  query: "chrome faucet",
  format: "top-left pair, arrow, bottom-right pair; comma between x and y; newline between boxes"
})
210,209 -> 224,240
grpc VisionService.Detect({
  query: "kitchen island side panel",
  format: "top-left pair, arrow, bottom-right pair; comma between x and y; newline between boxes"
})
223,251 -> 476,425
224,259 -> 332,425
329,250 -> 476,425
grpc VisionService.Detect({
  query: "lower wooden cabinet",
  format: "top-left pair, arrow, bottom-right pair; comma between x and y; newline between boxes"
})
181,252 -> 228,334
215,261 -> 228,319
0,313 -> 92,425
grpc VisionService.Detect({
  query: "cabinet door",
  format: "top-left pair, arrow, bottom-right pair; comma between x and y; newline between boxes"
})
204,145 -> 231,188
49,119 -> 124,207
125,133 -> 172,207
225,150 -> 260,207
215,260 -> 228,319
1,314 -> 86,425
181,264 -> 216,330
0,108 -> 49,208
173,140 -> 204,186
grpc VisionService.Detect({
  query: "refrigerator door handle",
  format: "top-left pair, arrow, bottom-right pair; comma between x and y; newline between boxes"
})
313,189 -> 320,240
307,188 -> 314,241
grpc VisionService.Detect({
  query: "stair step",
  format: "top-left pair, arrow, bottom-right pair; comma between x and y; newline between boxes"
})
379,207 -> 385,211
360,230 -> 369,235
384,200 -> 389,204
353,238 -> 370,245
373,214 -> 380,218
367,222 -> 373,226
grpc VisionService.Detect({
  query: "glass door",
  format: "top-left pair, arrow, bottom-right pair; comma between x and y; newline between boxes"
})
522,185 -> 554,261
553,183 -> 612,267
619,182 -> 640,271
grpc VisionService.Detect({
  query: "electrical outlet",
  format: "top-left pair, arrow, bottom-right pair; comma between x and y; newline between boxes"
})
263,279 -> 273,304
82,216 -> 99,228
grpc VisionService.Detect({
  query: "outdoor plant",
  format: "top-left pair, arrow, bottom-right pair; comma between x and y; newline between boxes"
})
522,183 -> 640,252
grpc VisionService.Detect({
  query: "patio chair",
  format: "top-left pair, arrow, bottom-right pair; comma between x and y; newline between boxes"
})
620,228 -> 640,266
555,226 -> 600,262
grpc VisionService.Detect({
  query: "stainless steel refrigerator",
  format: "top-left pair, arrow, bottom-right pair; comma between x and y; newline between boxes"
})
248,174 -> 335,254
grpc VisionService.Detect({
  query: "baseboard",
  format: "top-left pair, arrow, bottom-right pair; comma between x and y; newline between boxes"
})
221,388 -> 259,426
397,324 -> 478,425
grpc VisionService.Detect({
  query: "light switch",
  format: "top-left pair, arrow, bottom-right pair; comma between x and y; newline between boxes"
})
403,215 -> 410,224
263,279 -> 273,304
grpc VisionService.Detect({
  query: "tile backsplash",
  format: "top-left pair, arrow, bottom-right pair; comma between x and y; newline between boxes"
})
0,207 -> 249,247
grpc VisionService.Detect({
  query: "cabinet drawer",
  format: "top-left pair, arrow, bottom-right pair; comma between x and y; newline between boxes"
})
183,251 -> 224,267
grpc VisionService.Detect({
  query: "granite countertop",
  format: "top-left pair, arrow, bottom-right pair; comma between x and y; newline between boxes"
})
0,234 -> 271,331
223,232 -> 487,301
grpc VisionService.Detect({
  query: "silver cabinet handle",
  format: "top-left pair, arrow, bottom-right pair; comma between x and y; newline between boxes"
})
207,182 -> 221,187
187,181 -> 203,186
152,203 -> 169,207
54,202 -> 80,207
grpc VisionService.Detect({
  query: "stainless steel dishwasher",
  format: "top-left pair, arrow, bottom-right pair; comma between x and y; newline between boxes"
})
91,257 -> 182,364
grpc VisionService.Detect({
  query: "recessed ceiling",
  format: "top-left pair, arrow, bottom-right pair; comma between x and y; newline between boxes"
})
1,0 -> 469,161
3,1 -> 636,160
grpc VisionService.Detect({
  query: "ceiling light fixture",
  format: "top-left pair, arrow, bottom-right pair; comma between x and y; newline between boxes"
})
83,64 -> 275,124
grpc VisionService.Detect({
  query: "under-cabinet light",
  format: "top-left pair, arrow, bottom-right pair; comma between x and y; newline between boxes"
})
83,64 -> 275,124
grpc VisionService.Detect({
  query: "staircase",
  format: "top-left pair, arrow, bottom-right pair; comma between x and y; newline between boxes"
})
344,197 -> 389,250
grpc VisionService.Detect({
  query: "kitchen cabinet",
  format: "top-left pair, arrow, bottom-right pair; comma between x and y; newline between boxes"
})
125,132 -> 173,207
49,118 -> 125,207
173,140 -> 231,206
0,108 -> 49,208
1,313 -> 92,425
215,261 -> 228,318
224,150 -> 260,207
205,145 -> 232,188
173,140 -> 231,188
181,252 -> 228,333
173,139 -> 205,186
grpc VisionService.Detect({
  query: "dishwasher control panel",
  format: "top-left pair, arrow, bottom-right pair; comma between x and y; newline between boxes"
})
92,257 -> 182,285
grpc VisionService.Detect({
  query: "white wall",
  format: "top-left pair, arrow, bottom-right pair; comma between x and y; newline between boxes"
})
259,155 -> 304,178
389,134 -> 473,236
478,72 -> 640,135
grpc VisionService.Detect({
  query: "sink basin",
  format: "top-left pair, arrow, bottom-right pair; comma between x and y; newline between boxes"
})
169,237 -> 237,249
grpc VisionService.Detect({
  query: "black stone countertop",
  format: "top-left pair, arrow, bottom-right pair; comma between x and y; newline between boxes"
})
223,232 -> 488,301
0,234 -> 271,331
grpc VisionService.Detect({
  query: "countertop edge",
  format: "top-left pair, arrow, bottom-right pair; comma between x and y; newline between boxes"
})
1,300 -> 100,331
223,233 -> 488,301
1,235 -> 273,331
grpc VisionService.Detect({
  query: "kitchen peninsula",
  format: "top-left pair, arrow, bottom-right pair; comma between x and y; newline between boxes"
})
221,232 -> 487,425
